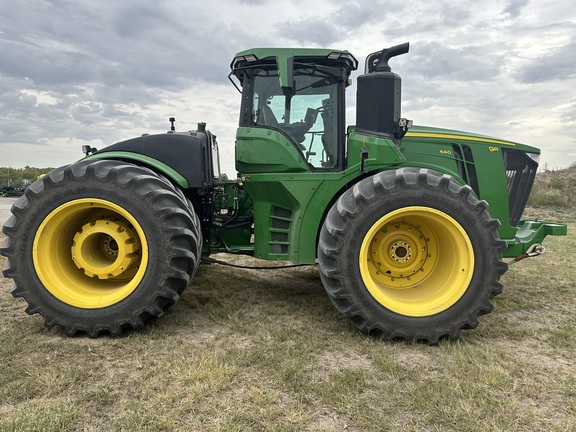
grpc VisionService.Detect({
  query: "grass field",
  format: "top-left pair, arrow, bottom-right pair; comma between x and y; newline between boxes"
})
1,205 -> 575,431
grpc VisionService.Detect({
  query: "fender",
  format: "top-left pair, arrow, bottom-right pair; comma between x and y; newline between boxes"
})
86,130 -> 217,190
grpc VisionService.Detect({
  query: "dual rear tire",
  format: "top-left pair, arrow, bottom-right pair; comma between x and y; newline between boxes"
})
1,160 -> 202,337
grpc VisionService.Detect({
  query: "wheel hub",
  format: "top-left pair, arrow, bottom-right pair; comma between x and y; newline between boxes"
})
389,241 -> 412,263
366,220 -> 437,287
71,219 -> 140,279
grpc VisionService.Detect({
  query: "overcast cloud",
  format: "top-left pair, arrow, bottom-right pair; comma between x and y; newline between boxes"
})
1,0 -> 575,175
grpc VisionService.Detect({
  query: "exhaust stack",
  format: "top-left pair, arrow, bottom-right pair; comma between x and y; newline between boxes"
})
356,42 -> 411,143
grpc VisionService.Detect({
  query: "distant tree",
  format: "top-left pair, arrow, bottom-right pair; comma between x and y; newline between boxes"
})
0,167 -> 54,187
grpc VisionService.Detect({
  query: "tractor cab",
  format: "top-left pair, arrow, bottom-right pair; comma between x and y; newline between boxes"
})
230,49 -> 358,173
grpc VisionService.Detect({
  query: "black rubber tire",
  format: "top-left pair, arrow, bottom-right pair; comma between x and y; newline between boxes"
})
318,168 -> 508,344
153,171 -> 203,287
0,160 -> 202,337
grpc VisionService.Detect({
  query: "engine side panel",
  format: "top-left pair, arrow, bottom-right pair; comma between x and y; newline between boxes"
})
92,132 -> 216,190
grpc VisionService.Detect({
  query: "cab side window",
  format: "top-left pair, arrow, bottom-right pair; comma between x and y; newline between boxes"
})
251,69 -> 339,169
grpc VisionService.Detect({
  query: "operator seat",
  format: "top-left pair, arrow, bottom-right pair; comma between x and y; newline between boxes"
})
320,99 -> 336,167
259,103 -> 279,126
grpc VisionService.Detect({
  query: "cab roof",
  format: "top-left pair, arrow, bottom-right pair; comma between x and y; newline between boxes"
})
230,47 -> 358,88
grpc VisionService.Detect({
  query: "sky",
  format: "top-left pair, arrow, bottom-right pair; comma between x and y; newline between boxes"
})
1,0 -> 575,176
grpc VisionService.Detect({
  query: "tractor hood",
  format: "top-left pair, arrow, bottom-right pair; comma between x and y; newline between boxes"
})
405,125 -> 540,154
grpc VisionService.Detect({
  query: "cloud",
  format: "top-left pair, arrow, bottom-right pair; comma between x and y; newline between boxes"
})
333,2 -> 379,29
502,0 -> 529,19
0,0 -> 237,90
275,17 -> 344,46
112,4 -> 179,39
273,1 -> 389,46
514,40 -> 576,83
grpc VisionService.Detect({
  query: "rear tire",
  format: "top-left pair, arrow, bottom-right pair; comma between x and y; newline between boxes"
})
1,160 -> 202,336
318,168 -> 507,344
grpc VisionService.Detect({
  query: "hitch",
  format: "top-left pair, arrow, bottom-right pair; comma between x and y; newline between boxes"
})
507,243 -> 546,265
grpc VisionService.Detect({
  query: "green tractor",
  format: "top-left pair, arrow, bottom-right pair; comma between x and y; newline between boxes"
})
0,43 -> 567,343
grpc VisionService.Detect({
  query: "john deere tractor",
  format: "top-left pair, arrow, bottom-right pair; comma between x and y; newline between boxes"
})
0,43 -> 567,343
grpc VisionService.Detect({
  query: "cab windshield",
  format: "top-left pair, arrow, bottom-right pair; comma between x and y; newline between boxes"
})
248,66 -> 341,169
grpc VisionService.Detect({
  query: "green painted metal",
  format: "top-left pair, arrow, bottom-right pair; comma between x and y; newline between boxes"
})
347,131 -> 406,167
504,220 -> 568,257
84,151 -> 190,188
240,169 -> 358,263
235,127 -> 309,173
405,125 -> 538,151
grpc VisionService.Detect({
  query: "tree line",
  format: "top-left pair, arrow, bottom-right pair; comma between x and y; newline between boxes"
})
0,166 -> 54,187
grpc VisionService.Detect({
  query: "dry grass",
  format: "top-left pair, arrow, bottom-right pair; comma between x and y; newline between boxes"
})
528,163 -> 576,214
1,208 -> 575,431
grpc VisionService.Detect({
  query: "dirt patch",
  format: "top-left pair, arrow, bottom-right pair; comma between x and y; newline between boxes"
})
315,349 -> 375,376
0,197 -> 17,228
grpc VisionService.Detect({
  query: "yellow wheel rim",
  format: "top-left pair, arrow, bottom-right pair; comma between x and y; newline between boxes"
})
33,199 -> 149,309
359,206 -> 474,317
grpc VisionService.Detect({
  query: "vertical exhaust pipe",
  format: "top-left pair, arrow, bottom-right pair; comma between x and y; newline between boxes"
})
356,43 -> 411,144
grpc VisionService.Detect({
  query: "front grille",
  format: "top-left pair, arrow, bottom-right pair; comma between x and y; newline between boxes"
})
502,149 -> 538,227
452,144 -> 480,196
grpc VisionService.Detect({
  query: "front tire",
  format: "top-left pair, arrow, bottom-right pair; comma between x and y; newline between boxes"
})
318,168 -> 507,344
1,160 -> 202,336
